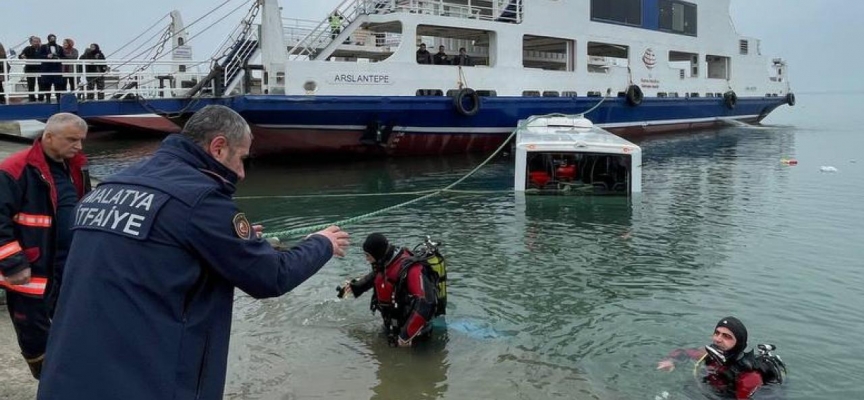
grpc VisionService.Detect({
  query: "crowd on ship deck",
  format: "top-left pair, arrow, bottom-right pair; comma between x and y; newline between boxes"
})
0,35 -> 106,104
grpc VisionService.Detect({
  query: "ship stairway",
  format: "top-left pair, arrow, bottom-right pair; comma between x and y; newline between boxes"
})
287,0 -> 369,60
215,38 -> 259,96
496,0 -> 523,23
190,1 -> 262,97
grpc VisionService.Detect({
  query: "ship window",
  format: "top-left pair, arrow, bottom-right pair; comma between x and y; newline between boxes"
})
739,40 -> 749,55
522,91 -> 541,97
669,51 -> 698,78
542,91 -> 560,97
658,0 -> 697,36
706,55 -> 731,79
562,91 -> 578,97
657,92 -> 668,98
417,25 -> 492,66
587,42 -> 629,74
476,90 -> 497,97
587,91 -> 603,97
591,0 -> 642,27
523,35 -> 575,71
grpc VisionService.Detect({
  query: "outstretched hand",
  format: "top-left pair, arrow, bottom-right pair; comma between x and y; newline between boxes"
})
313,226 -> 350,257
657,359 -> 675,371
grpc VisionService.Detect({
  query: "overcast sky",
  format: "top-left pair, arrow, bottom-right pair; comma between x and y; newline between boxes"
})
1,0 -> 857,93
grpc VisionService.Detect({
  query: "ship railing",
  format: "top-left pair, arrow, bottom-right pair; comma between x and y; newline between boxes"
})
282,18 -> 323,45
0,58 -> 215,104
360,0 -> 523,24
287,0 -> 368,60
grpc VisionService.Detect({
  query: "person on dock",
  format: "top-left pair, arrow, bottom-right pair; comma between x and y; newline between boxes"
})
657,316 -> 787,399
0,113 -> 90,379
38,34 -> 65,103
36,105 -> 350,400
18,36 -> 43,102
337,233 -> 443,347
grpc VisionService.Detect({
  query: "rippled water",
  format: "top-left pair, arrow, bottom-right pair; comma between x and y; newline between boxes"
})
83,93 -> 864,399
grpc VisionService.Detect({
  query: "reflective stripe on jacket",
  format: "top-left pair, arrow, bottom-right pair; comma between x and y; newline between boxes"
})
0,139 -> 89,296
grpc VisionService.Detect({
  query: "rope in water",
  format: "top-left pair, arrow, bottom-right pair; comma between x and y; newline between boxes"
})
260,96 -> 611,239
235,188 -> 512,201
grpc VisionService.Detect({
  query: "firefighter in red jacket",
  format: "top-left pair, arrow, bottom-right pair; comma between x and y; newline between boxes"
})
658,316 -> 787,399
0,113 -> 89,379
339,233 -> 438,347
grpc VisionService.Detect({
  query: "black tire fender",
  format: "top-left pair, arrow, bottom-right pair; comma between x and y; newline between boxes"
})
453,88 -> 480,116
625,84 -> 643,106
786,92 -> 796,106
724,91 -> 738,109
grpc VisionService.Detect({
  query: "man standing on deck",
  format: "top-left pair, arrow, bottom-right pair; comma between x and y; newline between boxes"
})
0,113 -> 90,379
37,105 -> 351,400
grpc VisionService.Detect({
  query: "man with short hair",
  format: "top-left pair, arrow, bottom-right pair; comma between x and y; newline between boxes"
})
416,43 -> 432,64
452,47 -> 472,66
657,316 -> 787,399
37,105 -> 350,400
18,36 -> 43,102
433,45 -> 449,65
39,34 -> 65,103
0,113 -> 90,379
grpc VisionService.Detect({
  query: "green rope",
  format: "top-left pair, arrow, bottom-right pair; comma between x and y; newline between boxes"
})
236,190 -> 437,200
261,105 -> 610,239
261,126 -> 517,239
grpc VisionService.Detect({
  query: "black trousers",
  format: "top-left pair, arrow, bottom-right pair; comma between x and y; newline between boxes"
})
4,291 -> 51,360
86,78 -> 105,100
26,76 -> 39,101
39,75 -> 66,102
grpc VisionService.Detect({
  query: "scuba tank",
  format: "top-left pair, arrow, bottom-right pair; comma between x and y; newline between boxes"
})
411,236 -> 447,316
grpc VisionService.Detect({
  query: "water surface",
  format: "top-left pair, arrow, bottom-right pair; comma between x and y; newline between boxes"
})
82,93 -> 864,399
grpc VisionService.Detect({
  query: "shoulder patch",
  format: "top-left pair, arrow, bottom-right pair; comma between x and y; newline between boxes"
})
233,213 -> 252,240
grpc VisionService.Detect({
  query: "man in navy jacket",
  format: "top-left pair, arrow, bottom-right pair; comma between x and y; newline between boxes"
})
37,105 -> 350,399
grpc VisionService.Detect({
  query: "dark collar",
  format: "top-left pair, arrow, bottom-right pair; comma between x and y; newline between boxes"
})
158,134 -> 239,187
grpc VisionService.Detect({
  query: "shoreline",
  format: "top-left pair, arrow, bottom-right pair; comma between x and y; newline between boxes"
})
0,306 -> 38,399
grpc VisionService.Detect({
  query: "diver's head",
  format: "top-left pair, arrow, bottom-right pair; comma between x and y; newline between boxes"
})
363,233 -> 395,269
710,316 -> 748,362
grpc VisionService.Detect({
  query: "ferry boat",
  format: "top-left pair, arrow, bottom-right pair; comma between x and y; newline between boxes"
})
0,0 -> 795,158
230,0 -> 794,156
514,114 -> 641,195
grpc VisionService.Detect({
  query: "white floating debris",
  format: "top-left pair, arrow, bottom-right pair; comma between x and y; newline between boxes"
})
654,391 -> 670,400
820,166 -> 838,173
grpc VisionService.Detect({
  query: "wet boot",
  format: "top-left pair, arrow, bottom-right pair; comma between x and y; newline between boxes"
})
25,354 -> 44,380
